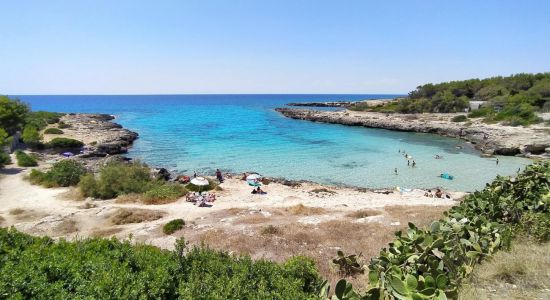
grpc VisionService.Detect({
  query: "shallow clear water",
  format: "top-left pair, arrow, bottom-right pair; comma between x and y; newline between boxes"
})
19,94 -> 530,191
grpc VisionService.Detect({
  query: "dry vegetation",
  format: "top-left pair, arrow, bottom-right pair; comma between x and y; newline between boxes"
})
115,193 -> 144,204
346,208 -> 382,219
54,219 -> 79,235
77,202 -> 97,209
90,227 -> 124,237
59,187 -> 86,201
283,204 -> 327,215
185,203 -> 452,291
9,208 -> 25,215
110,208 -> 164,225
459,238 -> 550,300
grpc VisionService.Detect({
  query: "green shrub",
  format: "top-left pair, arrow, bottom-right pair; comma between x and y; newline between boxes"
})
0,228 -> 321,299
143,183 -> 187,204
15,150 -> 38,167
29,160 -> 87,187
47,137 -> 83,149
25,111 -> 64,130
0,151 -> 11,168
519,212 -> 550,243
44,128 -> 64,134
0,96 -> 29,134
451,115 -> 468,122
80,161 -> 153,199
283,256 -> 322,294
58,122 -> 71,129
21,125 -> 42,149
163,219 -> 185,235
468,106 -> 493,118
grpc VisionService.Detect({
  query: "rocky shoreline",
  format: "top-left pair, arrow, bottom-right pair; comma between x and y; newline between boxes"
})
276,108 -> 550,157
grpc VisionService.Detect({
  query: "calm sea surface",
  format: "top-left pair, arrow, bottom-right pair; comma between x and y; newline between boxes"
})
18,94 -> 530,191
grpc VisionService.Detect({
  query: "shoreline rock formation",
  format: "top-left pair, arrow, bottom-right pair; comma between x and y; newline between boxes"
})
275,108 -> 550,157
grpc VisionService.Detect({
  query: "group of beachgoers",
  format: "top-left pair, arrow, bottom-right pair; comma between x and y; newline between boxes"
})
423,188 -> 451,199
186,191 -> 216,207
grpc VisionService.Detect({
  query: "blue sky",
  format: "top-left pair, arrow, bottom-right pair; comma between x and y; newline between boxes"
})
1,0 -> 549,94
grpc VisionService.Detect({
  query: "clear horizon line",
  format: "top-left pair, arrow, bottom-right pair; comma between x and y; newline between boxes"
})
8,92 -> 407,96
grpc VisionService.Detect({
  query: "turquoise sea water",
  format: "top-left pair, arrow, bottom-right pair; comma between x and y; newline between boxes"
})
19,95 -> 530,192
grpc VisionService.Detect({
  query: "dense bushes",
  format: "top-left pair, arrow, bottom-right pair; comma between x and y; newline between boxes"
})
0,229 -> 322,299
25,111 -> 64,130
44,127 -> 64,134
15,150 -> 37,167
0,151 -> 10,168
163,219 -> 185,235
47,137 -> 83,149
79,161 -> 186,202
80,161 -> 153,199
354,73 -> 549,126
330,161 -> 550,300
29,160 -> 87,187
144,183 -> 187,204
518,212 -> 550,243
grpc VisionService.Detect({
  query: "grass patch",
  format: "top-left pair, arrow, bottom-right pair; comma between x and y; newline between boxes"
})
143,184 -> 187,204
44,127 -> 64,134
15,150 -> 38,167
451,115 -> 468,122
261,225 -> 281,235
110,208 -> 164,225
9,208 -> 25,215
54,220 -> 78,235
459,238 -> 550,300
346,209 -> 382,219
57,121 -> 71,129
77,202 -> 97,209
163,219 -> 185,235
284,204 -> 326,215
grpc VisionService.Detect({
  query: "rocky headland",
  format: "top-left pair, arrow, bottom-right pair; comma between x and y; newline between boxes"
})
276,108 -> 550,157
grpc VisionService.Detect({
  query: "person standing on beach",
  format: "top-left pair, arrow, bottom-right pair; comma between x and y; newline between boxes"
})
216,169 -> 224,183
407,160 -> 410,166
412,160 -> 416,167
496,158 -> 499,165
394,168 -> 398,175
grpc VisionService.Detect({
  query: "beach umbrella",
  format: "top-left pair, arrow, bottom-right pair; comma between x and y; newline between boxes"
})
246,174 -> 262,186
62,152 -> 74,157
246,174 -> 262,181
190,177 -> 209,191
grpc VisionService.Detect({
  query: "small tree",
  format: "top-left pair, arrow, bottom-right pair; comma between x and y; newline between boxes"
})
22,125 -> 42,148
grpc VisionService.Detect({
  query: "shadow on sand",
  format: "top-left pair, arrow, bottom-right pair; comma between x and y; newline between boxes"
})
0,167 -> 24,175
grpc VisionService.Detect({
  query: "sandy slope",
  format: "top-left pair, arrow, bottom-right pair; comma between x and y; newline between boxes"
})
0,163 -> 462,248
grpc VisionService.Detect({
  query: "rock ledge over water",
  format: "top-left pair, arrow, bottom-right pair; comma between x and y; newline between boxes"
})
276,108 -> 550,157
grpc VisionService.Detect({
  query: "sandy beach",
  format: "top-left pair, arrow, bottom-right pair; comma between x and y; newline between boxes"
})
0,155 -> 463,287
